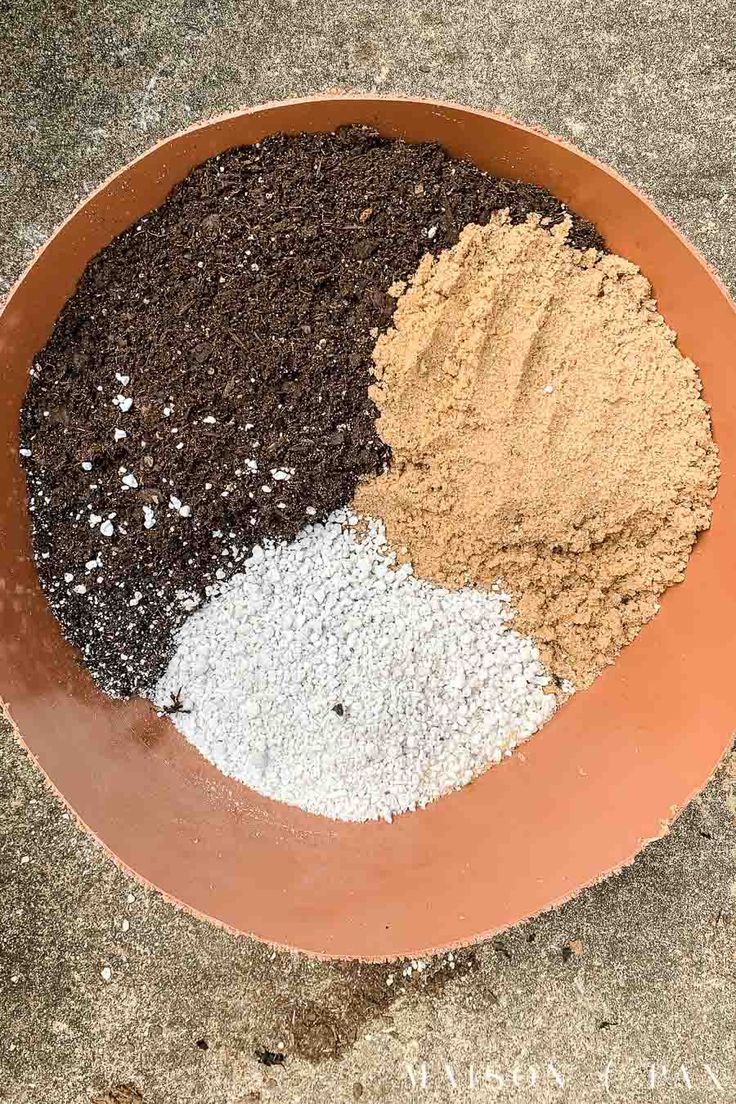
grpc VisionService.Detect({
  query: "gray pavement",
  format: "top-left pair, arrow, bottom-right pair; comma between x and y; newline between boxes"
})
1,2 -> 736,1102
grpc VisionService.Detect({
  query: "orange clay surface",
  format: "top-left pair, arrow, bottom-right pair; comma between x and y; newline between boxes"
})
1,96 -> 735,960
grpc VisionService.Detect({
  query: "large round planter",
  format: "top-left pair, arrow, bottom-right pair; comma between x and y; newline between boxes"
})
1,95 -> 735,960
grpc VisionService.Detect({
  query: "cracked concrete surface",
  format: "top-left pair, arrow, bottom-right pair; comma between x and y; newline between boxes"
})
1,1 -> 736,1101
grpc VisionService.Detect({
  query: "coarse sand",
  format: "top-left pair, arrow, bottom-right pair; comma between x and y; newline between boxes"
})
356,214 -> 719,687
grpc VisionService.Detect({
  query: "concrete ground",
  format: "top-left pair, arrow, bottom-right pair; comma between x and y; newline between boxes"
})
1,3 -> 736,1102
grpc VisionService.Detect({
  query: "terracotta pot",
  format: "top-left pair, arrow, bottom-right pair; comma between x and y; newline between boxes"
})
1,96 -> 735,961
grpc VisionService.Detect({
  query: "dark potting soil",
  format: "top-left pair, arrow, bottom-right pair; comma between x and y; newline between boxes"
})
20,127 -> 604,698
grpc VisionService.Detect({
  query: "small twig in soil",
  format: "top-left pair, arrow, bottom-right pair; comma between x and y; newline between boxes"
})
162,687 -> 190,715
227,330 -> 249,351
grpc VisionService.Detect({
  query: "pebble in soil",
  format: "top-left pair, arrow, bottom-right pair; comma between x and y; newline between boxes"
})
20,126 -> 602,698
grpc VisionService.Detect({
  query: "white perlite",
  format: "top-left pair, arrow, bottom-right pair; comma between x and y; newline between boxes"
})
152,511 -> 560,822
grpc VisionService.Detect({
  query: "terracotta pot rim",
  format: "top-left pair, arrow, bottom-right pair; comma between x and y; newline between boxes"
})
6,93 -> 733,315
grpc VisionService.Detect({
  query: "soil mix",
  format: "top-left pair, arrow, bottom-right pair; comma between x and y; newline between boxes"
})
20,126 -> 602,697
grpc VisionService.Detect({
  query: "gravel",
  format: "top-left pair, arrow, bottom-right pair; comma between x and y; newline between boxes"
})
152,510 -> 560,821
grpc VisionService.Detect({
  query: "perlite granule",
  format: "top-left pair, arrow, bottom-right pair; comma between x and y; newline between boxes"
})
152,511 -> 560,821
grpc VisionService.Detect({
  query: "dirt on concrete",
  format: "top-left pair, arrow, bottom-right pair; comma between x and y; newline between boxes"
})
92,1088 -> 144,1104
